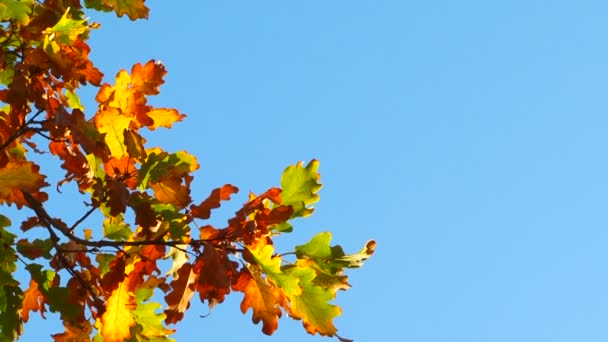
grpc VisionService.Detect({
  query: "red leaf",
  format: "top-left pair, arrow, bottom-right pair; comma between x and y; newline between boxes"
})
190,184 -> 239,220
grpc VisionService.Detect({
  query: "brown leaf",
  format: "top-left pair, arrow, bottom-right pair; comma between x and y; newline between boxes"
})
164,263 -> 196,324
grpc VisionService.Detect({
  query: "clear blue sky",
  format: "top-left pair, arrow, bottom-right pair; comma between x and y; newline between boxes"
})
18,0 -> 608,341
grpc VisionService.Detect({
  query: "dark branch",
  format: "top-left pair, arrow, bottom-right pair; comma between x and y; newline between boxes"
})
0,108 -> 44,152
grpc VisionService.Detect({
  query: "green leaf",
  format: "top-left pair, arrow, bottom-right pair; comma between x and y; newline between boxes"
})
295,232 -> 375,274
65,89 -> 84,110
0,278 -> 23,341
131,279 -> 175,341
96,253 -> 115,277
280,160 -> 322,219
282,266 -> 341,337
0,0 -> 34,25
25,264 -> 56,291
246,244 -> 300,297
0,214 -> 10,229
103,214 -> 133,241
44,8 -> 89,45
0,220 -> 23,341
17,238 -> 54,260
0,69 -> 13,86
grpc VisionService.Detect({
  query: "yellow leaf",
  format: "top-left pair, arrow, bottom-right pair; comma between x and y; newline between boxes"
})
146,108 -> 185,130
94,107 -> 132,158
101,279 -> 136,342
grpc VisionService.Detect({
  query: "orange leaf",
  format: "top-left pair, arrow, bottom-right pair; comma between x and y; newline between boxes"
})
0,161 -> 48,208
232,267 -> 284,335
101,278 -> 136,342
21,280 -> 46,322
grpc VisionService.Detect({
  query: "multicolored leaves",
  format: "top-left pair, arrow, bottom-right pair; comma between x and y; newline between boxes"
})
95,60 -> 185,132
0,0 -> 374,338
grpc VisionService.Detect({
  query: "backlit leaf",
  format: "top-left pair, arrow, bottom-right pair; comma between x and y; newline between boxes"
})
280,160 -> 322,218
233,267 -> 284,335
146,108 -> 185,130
190,184 -> 239,220
44,8 -> 89,45
295,232 -> 375,274
21,280 -> 45,322
283,266 -> 342,337
94,107 -> 131,158
101,278 -> 136,342
164,263 -> 196,324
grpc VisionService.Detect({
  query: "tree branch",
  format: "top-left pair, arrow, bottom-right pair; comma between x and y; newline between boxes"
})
22,191 -> 223,249
0,109 -> 44,152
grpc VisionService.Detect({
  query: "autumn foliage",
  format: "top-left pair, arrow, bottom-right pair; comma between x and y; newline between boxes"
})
0,1 -> 374,341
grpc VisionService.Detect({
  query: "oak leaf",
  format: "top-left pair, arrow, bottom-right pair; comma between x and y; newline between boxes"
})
190,184 -> 239,220
193,243 -> 237,306
283,266 -> 342,337
233,267 -> 284,335
101,278 -> 136,342
280,159 -> 322,218
0,161 -> 48,208
21,280 -> 46,322
164,263 -> 196,324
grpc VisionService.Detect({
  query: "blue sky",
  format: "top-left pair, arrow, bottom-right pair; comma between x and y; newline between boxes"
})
16,0 -> 608,341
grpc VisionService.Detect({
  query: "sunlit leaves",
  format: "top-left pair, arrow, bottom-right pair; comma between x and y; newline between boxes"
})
95,60 -> 185,132
0,0 -> 374,339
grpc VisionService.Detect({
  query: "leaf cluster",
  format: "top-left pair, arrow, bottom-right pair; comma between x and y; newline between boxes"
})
0,1 -> 374,341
